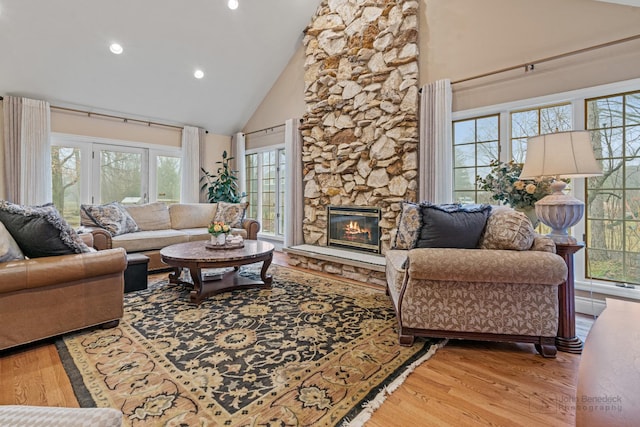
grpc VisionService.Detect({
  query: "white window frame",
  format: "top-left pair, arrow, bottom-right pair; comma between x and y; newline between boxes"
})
451,78 -> 640,303
245,144 -> 286,240
51,132 -> 181,205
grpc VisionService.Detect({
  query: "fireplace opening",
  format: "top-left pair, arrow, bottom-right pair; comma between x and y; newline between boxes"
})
327,206 -> 381,254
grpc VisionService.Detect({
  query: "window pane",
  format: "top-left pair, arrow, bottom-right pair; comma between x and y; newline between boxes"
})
540,104 -> 571,134
454,120 -> 475,145
452,115 -> 499,204
477,141 -> 499,166
477,116 -> 498,142
51,146 -> 82,227
100,150 -> 142,204
157,156 -> 180,204
586,90 -> 640,285
454,144 -> 475,168
245,153 -> 258,220
511,110 -> 538,138
279,149 -> 286,235
626,93 -> 640,125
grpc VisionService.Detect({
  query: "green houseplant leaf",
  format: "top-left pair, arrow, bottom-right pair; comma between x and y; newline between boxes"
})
200,150 -> 247,203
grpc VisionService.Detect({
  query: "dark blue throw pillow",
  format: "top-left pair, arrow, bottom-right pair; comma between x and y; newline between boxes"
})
415,203 -> 492,249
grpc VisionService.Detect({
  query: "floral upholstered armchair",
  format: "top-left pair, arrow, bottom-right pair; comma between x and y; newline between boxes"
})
386,203 -> 568,358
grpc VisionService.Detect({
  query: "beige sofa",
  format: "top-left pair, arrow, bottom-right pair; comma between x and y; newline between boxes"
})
386,207 -> 569,357
87,202 -> 260,272
0,232 -> 127,351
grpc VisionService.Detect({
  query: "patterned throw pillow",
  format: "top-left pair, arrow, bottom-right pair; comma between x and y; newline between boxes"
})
480,209 -> 534,251
0,221 -> 25,262
0,201 -> 91,258
392,201 -> 421,249
81,202 -> 139,236
214,202 -> 248,228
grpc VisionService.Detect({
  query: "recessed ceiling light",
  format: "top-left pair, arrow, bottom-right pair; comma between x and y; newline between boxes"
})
194,69 -> 204,79
109,43 -> 123,55
228,0 -> 239,10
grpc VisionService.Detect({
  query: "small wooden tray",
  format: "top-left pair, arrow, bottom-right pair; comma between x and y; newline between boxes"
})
205,241 -> 245,250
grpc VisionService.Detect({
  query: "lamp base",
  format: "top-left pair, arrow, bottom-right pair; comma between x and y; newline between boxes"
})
534,182 -> 584,245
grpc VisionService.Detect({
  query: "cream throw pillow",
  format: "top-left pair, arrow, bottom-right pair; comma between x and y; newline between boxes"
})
480,209 -> 534,251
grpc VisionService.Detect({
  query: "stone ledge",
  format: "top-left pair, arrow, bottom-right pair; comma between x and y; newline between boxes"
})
284,244 -> 385,273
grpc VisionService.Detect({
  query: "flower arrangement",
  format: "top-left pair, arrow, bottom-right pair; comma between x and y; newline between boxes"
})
476,160 -> 564,209
208,221 -> 231,236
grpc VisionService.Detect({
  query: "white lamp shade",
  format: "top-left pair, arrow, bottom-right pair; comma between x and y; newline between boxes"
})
519,131 -> 602,179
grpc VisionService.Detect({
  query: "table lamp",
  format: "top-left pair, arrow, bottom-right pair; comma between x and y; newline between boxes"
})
519,130 -> 602,244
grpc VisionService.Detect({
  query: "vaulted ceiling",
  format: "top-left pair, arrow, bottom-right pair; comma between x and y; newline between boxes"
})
1,1 -> 638,136
0,0 -> 322,135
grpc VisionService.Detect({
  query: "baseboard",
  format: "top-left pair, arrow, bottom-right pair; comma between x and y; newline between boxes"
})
575,296 -> 606,316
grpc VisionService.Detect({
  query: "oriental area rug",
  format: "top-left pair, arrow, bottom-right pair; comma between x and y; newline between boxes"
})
56,265 -> 443,426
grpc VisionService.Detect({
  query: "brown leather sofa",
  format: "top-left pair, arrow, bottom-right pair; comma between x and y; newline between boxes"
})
0,236 -> 127,351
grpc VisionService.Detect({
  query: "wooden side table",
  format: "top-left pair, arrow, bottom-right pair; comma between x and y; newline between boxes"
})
554,242 -> 584,354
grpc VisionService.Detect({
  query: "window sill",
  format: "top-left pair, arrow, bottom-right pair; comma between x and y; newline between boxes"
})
575,279 -> 640,301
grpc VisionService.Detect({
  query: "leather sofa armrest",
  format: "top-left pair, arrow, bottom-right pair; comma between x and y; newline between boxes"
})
78,232 -> 94,248
242,218 -> 260,240
0,248 -> 127,294
90,227 -> 113,250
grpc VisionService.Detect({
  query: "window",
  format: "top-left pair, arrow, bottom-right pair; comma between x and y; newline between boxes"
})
451,77 -> 640,293
51,134 -> 181,226
51,146 -> 83,226
586,91 -> 640,285
453,115 -> 499,204
511,104 -> 572,163
244,148 -> 286,237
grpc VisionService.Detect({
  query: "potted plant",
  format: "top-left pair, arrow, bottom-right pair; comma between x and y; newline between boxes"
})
200,150 -> 246,203
208,220 -> 231,245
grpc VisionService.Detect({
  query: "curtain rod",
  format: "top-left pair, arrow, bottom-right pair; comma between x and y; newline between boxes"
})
50,105 -> 196,132
452,33 -> 640,85
244,123 -> 286,136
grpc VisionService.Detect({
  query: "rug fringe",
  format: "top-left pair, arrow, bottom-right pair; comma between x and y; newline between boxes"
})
343,339 -> 448,427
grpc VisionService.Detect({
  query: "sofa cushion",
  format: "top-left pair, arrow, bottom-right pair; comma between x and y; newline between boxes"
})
125,202 -> 171,231
169,203 -> 218,229
0,201 -> 91,258
214,202 -> 247,228
0,222 -> 25,262
82,202 -> 139,236
392,201 -> 421,250
111,229 -> 189,252
480,209 -> 534,251
415,203 -> 491,249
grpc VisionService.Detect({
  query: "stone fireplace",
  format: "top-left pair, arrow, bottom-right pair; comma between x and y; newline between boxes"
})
327,205 -> 381,254
288,0 -> 419,286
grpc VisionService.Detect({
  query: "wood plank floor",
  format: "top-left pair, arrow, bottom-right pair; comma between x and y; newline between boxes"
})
0,251 -> 594,426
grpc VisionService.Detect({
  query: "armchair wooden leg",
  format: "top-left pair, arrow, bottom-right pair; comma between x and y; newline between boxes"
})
399,333 -> 415,347
535,337 -> 557,358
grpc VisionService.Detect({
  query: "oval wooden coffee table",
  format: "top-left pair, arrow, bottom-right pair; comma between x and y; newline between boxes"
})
160,240 -> 274,304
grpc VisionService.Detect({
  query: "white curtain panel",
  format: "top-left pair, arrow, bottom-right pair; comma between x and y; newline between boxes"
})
419,79 -> 453,204
2,96 -> 52,205
2,96 -> 22,203
284,118 -> 304,248
180,125 -> 201,203
230,132 -> 246,195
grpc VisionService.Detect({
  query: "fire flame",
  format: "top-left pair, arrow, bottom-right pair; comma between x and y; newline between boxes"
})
344,221 -> 371,240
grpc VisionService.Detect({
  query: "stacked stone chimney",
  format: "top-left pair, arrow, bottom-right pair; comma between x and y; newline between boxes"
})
300,0 -> 419,254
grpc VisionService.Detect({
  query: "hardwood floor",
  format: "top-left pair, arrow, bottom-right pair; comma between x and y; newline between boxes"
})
0,251 -> 594,426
